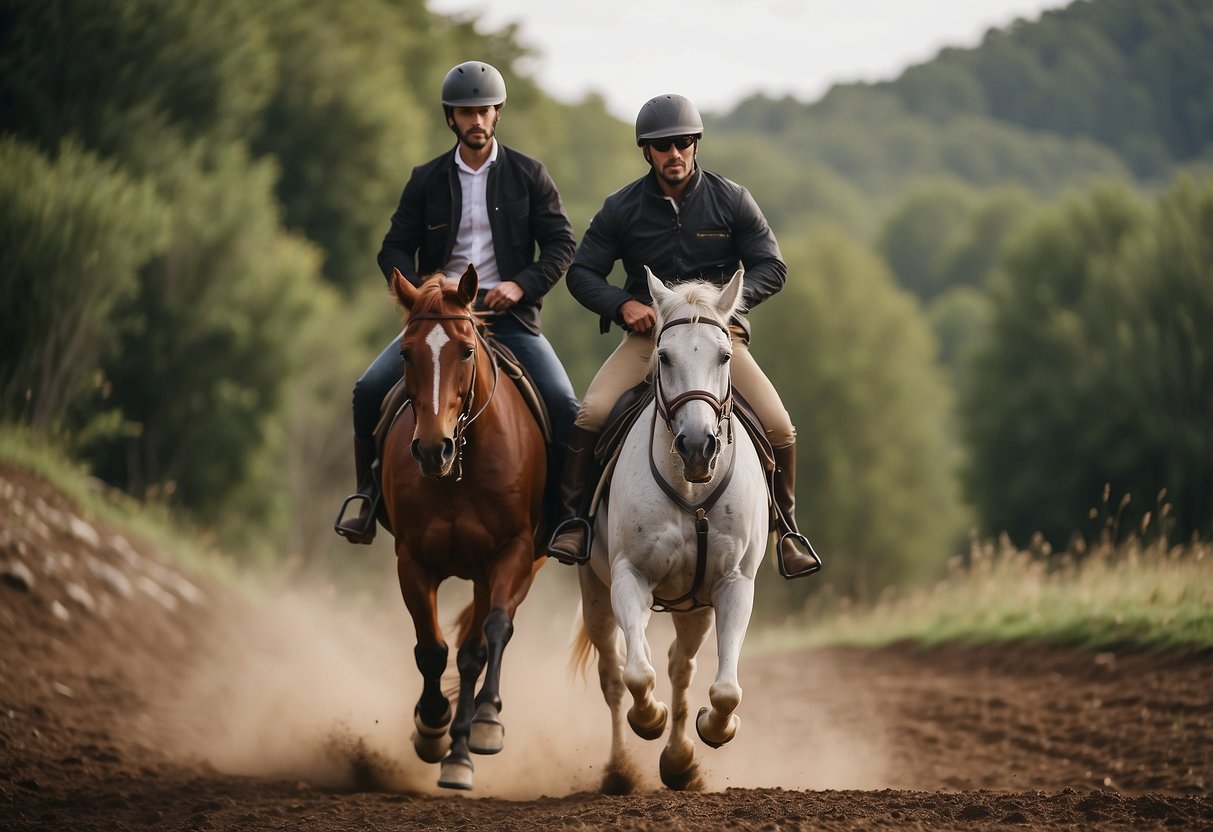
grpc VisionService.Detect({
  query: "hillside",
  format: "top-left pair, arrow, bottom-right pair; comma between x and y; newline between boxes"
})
712,0 -> 1213,195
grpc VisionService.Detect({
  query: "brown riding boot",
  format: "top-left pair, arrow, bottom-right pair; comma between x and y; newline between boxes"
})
772,442 -> 823,579
545,425 -> 600,565
334,436 -> 379,545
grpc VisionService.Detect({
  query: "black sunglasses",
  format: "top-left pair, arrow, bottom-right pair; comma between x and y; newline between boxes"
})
647,135 -> 698,152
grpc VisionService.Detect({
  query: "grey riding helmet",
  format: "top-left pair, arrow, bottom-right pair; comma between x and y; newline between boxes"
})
441,61 -> 507,108
635,94 -> 703,145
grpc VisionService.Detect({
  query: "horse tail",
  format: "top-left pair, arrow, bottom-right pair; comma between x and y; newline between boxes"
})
569,600 -> 596,681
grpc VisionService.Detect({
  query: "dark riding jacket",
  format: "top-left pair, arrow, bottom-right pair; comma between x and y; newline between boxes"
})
566,166 -> 787,335
377,142 -> 576,335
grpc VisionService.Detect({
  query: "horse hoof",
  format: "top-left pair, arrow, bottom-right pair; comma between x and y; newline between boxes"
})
659,749 -> 700,791
469,704 -> 504,755
412,706 -> 452,764
627,701 -> 668,741
438,757 -> 474,791
695,706 -> 739,749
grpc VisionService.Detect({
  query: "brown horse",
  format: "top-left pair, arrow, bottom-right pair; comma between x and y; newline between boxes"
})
382,265 -> 547,791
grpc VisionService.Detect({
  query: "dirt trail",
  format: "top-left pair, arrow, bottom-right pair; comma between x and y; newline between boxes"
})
2,465 -> 1211,830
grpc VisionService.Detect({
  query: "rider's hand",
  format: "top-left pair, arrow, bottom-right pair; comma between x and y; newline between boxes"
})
483,281 -> 523,311
619,299 -> 656,334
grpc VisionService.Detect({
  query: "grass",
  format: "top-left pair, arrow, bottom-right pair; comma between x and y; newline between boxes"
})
755,533 -> 1213,653
0,423 -> 244,587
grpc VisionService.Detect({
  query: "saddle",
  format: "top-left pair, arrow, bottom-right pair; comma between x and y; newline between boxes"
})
586,381 -> 777,523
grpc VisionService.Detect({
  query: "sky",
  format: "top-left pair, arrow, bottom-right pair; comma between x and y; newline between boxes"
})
427,0 -> 1069,120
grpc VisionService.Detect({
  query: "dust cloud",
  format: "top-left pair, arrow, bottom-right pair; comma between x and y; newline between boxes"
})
152,560 -> 889,798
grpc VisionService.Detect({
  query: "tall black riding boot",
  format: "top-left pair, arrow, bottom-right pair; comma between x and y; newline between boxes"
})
772,443 -> 823,579
334,436 -> 379,545
545,425 -> 600,565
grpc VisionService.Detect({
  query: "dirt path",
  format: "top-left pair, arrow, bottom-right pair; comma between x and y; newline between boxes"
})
2,465 -> 1211,830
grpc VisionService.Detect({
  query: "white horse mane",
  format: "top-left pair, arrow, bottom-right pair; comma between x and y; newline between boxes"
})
653,280 -> 745,327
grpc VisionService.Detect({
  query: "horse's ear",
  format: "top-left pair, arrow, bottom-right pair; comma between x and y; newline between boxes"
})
392,267 -> 420,310
457,264 -> 479,306
717,268 -> 746,320
645,266 -> 674,311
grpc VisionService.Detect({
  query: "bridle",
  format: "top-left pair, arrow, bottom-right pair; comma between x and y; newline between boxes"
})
648,314 -> 737,613
653,316 -> 735,448
402,311 -> 499,481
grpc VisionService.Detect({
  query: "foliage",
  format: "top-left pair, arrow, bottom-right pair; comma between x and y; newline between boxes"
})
876,179 -> 978,300
959,177 -> 1213,547
0,0 -> 275,157
0,138 -> 167,427
747,229 -> 968,606
81,141 -> 326,525
719,0 -> 1213,181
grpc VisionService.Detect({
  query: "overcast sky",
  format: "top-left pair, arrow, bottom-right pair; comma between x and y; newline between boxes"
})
428,0 -> 1069,120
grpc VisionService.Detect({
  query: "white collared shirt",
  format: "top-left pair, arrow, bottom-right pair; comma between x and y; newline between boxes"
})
445,139 -> 501,289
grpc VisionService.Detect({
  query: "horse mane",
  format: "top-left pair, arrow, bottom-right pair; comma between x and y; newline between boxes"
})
405,272 -> 484,331
653,280 -> 741,329
649,280 -> 744,376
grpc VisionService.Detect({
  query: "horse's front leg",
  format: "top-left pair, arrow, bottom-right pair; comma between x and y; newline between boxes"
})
661,607 -> 712,790
469,538 -> 537,756
696,574 -> 755,748
610,559 -> 667,740
396,555 -> 452,764
439,619 -> 487,791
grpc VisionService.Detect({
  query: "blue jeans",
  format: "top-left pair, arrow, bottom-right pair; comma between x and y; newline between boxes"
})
352,315 -> 578,454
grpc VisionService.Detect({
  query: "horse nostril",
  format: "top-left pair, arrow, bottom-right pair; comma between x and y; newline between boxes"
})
674,434 -> 689,457
442,438 -> 455,461
410,438 -> 423,462
704,435 -> 719,459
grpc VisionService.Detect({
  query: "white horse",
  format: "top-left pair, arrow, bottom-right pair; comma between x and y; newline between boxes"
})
573,267 -> 770,792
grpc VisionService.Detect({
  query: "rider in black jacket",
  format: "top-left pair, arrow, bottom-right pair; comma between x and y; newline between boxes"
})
547,94 -> 821,579
336,61 -> 578,544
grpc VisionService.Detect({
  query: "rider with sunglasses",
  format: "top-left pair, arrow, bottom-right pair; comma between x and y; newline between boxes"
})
546,93 -> 822,579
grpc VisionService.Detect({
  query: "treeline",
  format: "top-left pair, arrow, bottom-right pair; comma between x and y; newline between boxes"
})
713,0 -> 1213,201
1,0 -> 1210,599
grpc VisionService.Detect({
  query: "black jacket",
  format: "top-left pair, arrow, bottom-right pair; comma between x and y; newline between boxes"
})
566,166 -> 787,334
377,142 -> 576,334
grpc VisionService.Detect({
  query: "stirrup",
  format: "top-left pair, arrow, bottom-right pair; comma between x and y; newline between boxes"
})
546,517 -> 592,566
333,492 -> 380,541
777,531 -> 823,579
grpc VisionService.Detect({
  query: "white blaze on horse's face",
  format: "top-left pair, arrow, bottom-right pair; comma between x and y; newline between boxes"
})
424,324 -> 451,415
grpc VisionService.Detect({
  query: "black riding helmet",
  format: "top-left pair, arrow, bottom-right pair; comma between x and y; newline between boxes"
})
635,94 -> 703,145
441,61 -> 508,108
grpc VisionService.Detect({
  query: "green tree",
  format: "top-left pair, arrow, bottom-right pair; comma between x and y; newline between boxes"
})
959,179 -> 1213,546
749,229 -> 967,605
0,138 -> 167,427
83,141 -> 325,522
877,180 -> 977,300
0,0 -> 275,158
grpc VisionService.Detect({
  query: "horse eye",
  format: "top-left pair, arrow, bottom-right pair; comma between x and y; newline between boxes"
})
400,349 -> 412,364
658,350 -> 671,366
721,351 -> 732,365
461,346 -> 475,361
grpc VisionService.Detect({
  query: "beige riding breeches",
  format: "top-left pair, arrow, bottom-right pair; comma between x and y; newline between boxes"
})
574,330 -> 796,448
